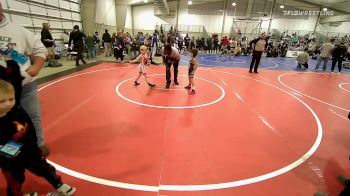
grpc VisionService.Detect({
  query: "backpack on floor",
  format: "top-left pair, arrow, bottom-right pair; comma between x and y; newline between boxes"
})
47,61 -> 63,67
343,62 -> 350,69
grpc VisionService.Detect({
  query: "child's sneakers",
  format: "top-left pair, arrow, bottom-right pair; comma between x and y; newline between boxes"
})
24,193 -> 38,196
148,83 -> 156,88
134,81 -> 140,86
337,175 -> 349,185
55,184 -> 76,196
47,193 -> 59,196
189,90 -> 196,95
314,193 -> 328,196
184,85 -> 191,90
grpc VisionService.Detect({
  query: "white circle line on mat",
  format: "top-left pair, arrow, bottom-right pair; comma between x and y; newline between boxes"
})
262,59 -> 280,69
192,55 -> 280,69
278,72 -> 350,112
200,56 -> 247,64
116,74 -> 226,109
339,83 -> 350,93
39,67 -> 322,192
153,87 -> 187,91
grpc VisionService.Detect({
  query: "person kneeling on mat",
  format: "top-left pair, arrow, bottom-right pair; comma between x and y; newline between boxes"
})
297,48 -> 309,69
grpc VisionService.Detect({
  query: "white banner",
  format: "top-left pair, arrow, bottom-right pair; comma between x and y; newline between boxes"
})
286,50 -> 304,58
95,0 -> 116,26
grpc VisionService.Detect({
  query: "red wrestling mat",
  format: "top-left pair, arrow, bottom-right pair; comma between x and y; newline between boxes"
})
1,63 -> 349,196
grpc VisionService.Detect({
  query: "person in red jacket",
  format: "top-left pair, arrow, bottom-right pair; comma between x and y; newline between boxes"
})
221,36 -> 229,50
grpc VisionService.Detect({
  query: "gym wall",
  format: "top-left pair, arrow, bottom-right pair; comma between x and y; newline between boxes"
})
1,0 -> 82,40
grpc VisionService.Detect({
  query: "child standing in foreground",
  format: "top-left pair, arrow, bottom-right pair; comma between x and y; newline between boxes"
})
130,45 -> 156,88
0,79 -> 76,196
184,49 -> 199,95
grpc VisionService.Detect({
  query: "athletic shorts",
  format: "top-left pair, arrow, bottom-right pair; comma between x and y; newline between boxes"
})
188,66 -> 195,78
139,63 -> 146,74
47,47 -> 55,56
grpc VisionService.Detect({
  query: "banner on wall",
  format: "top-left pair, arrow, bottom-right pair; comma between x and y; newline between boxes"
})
95,0 -> 116,26
286,50 -> 304,58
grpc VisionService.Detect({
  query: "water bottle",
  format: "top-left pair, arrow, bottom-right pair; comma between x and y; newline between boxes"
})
0,49 -> 28,65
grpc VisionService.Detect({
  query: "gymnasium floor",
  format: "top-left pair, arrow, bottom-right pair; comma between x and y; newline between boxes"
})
1,54 -> 350,196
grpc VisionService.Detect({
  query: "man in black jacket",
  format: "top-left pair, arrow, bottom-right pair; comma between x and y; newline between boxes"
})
331,42 -> 347,73
102,29 -> 112,57
115,32 -> 125,63
249,33 -> 268,73
41,23 -> 55,61
69,25 -> 86,66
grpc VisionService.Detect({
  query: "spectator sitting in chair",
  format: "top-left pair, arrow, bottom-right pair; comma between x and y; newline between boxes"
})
234,46 -> 242,56
240,37 -> 248,56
